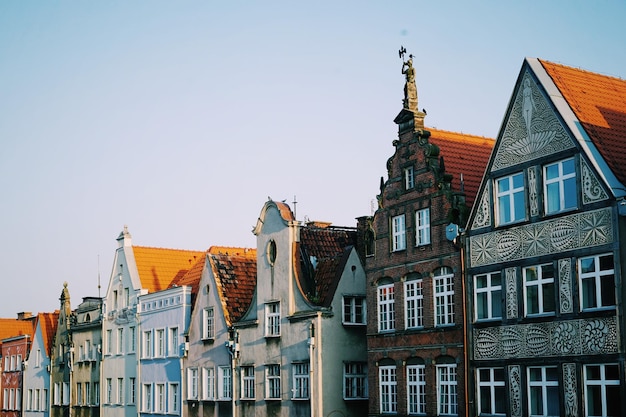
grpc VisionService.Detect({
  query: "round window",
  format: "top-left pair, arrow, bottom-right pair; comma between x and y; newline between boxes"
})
267,240 -> 277,265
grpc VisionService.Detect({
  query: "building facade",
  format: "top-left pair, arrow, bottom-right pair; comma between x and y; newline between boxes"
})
50,284 -> 73,417
465,58 -> 626,416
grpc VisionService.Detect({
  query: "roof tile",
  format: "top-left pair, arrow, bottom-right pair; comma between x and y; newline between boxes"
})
132,246 -> 206,293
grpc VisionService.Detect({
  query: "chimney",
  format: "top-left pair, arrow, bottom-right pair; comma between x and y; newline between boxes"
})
17,312 -> 33,320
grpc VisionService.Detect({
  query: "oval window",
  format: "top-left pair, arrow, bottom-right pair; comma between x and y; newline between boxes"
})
267,240 -> 277,265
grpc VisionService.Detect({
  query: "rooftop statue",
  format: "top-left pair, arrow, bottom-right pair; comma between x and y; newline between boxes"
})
399,46 -> 418,111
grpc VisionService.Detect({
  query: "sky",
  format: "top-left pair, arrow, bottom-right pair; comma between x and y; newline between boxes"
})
1,1 -> 625,318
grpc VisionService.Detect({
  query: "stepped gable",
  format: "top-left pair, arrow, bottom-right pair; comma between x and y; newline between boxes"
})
132,246 -> 206,293
208,246 -> 257,325
428,128 -> 495,206
299,223 -> 357,306
539,59 -> 626,186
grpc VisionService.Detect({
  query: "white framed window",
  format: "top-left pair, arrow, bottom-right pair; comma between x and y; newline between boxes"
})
105,330 -> 112,355
85,383 -> 90,406
437,364 -> 458,415
292,363 -> 309,400
117,328 -> 124,355
201,367 -> 215,400
62,382 -> 69,405
35,349 -> 41,367
143,330 -> 153,358
129,327 -> 136,353
377,283 -> 395,332
496,172 -> 526,225
156,383 -> 165,413
16,354 -> 22,371
379,365 -> 397,413
218,366 -> 232,400
477,367 -> 506,416
187,368 -> 198,400
544,158 -> 576,214
117,378 -> 124,405
27,389 -> 33,411
416,208 -> 431,246
584,363 -> 621,417
169,327 -> 179,356
265,302 -> 280,337
142,384 -> 152,412
344,362 -> 367,400
474,272 -> 502,321
129,377 -> 135,404
105,379 -> 112,404
434,267 -> 455,326
156,329 -> 165,357
93,383 -> 99,405
343,295 -> 366,325
579,253 -> 615,310
404,166 -> 414,190
528,366 -> 559,416
404,279 -> 423,329
392,214 -> 406,251
407,364 -> 426,415
241,366 -> 255,400
16,388 -> 21,410
202,308 -> 214,340
168,383 -> 179,413
266,364 -> 281,400
36,389 -> 42,411
524,264 -> 555,316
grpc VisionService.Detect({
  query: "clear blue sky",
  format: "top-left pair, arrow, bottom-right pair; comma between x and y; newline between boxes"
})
1,1 -> 625,317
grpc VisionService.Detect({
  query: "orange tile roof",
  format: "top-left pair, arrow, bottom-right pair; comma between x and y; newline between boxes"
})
172,253 -> 208,296
427,128 -> 495,206
132,246 -> 206,293
37,311 -> 59,356
539,60 -> 626,186
0,318 -> 35,343
208,247 -> 257,325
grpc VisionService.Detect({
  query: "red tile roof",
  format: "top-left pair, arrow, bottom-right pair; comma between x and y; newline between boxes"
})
37,311 -> 59,356
427,128 -> 495,206
172,252 -> 208,296
0,318 -> 35,343
132,246 -> 206,293
207,247 -> 257,325
539,60 -> 626,186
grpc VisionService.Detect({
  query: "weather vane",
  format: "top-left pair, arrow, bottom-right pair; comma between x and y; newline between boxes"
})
399,45 -> 407,60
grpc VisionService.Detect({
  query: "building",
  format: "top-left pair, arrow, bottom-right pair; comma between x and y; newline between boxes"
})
101,226 -> 205,417
465,58 -> 626,416
183,246 -> 256,417
363,51 -> 494,416
231,200 -> 368,417
69,297 -> 102,417
50,284 -> 73,417
0,314 -> 35,417
22,311 -> 58,417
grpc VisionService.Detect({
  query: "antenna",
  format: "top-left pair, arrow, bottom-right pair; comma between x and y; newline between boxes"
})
97,255 -> 101,298
293,195 -> 298,220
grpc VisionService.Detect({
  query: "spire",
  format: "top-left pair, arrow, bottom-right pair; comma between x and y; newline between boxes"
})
397,46 -> 426,131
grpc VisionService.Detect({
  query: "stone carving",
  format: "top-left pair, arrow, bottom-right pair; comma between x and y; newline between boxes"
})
474,316 -> 617,360
506,267 -> 518,319
471,184 -> 492,229
492,72 -> 575,171
558,258 -> 573,314
527,166 -> 539,217
563,363 -> 578,417
581,159 -> 608,204
509,365 -> 522,417
469,207 -> 613,267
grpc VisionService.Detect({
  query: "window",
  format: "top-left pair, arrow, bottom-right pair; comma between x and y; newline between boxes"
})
168,383 -> 179,413
93,383 -> 99,405
407,364 -> 426,414
266,364 -> 281,399
129,378 -> 135,404
241,366 -> 255,400
117,328 -> 124,354
202,308 -> 214,340
477,368 -> 505,416
142,384 -> 152,412
404,279 -> 424,329
116,378 -> 124,404
16,388 -> 21,410
496,172 -> 525,225
169,327 -> 179,356
36,349 -> 41,367
404,166 -> 414,190
156,329 -> 165,357
187,368 -> 198,400
143,330 -> 153,358
584,364 -> 620,417
474,272 -> 502,320
129,327 -> 136,353
379,365 -> 397,413
524,264 -> 555,316
528,367 -> 559,416
77,383 -> 83,405
266,302 -> 281,337
106,330 -> 112,355
292,363 -> 309,400
3,388 -> 7,409
377,283 -> 395,332
218,366 -> 232,400
416,208 -> 430,246
579,254 -> 615,310
392,214 -> 406,251
435,267 -> 455,326
343,296 -> 366,325
202,367 -> 215,400
437,364 -> 458,415
62,382 -> 69,405
105,379 -> 112,404
124,287 -> 130,308
156,384 -> 165,413
27,389 -> 33,411
344,362 -> 367,400
85,383 -> 90,406
544,158 -> 576,214
16,354 -> 22,370
113,290 -> 118,310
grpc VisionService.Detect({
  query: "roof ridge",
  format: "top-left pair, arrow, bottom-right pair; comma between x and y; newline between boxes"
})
538,58 -> 626,82
132,245 -> 206,253
427,127 -> 495,142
